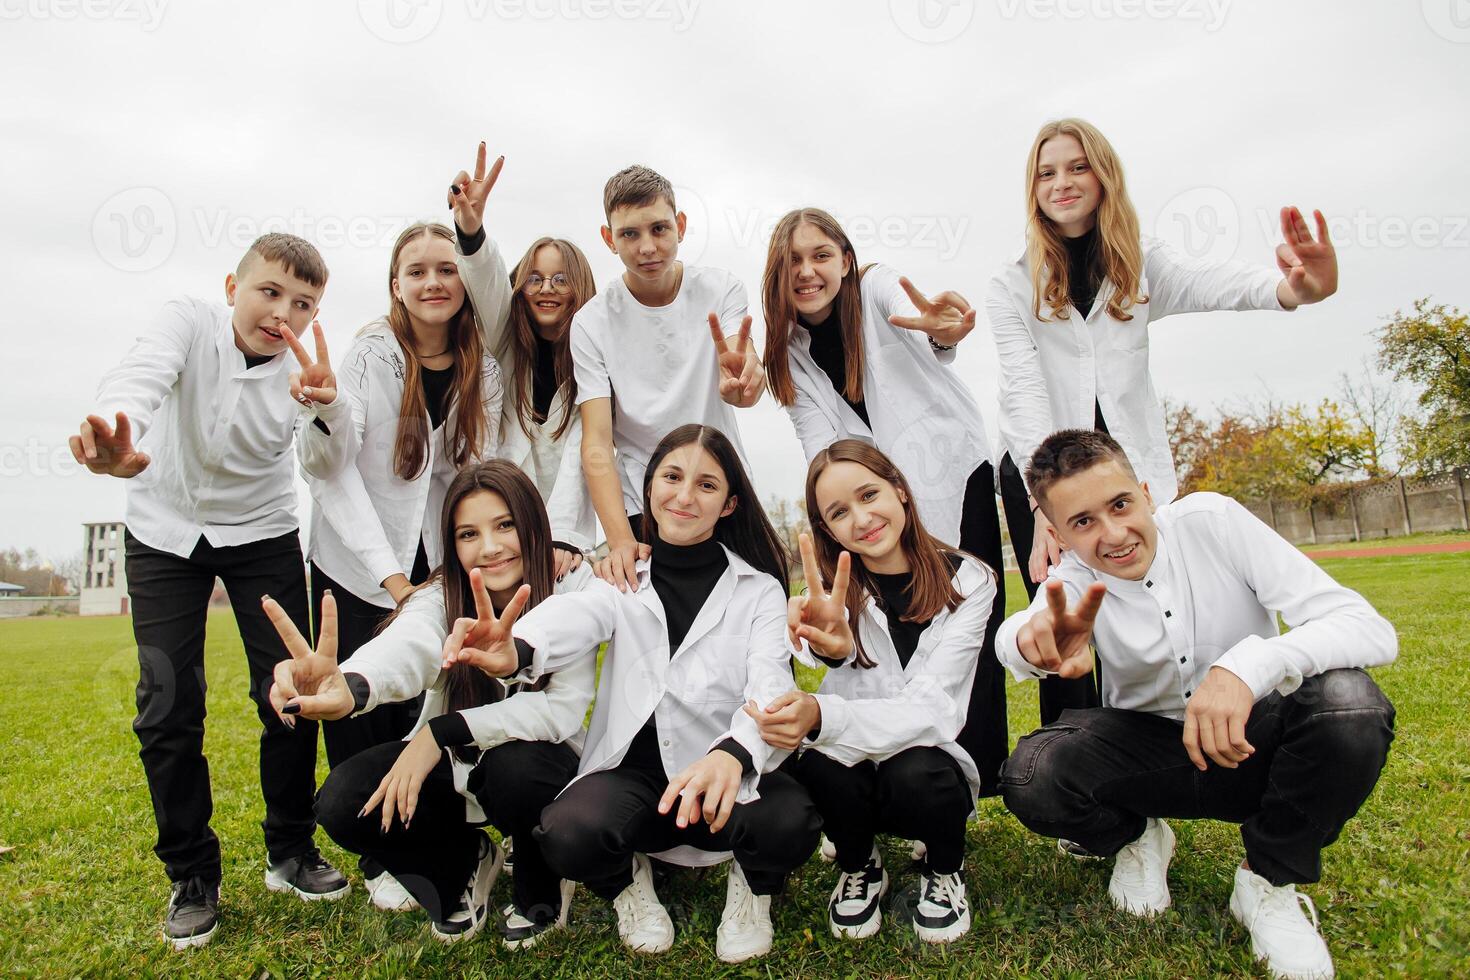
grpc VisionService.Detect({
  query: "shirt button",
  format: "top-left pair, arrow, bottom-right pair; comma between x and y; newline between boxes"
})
1145,580 -> 1153,588
1165,610 -> 1173,618
1185,690 -> 1192,698
1179,657 -> 1187,664
661,739 -> 671,748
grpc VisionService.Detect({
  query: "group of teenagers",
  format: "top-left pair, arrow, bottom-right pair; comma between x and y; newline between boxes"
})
71,118 -> 1398,979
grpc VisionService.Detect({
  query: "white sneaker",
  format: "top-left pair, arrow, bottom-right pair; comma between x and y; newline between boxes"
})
431,835 -> 504,944
1229,866 -> 1335,979
612,853 -> 674,954
1108,817 -> 1174,917
501,879 -> 575,950
827,845 -> 887,939
364,871 -> 419,912
913,866 -> 971,944
716,861 -> 773,963
818,834 -> 837,863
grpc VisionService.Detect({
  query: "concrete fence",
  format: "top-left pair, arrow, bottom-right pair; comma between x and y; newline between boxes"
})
1241,468 -> 1470,546
0,595 -> 81,619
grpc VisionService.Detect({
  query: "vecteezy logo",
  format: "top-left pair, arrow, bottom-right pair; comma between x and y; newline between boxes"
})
889,0 -> 975,42
1154,186 -> 1239,265
92,187 -> 177,273
1422,0 -> 1470,42
358,0 -> 443,43
673,184 -> 710,265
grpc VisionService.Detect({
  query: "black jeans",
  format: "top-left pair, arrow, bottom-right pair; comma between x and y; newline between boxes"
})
998,452 -> 1101,726
125,529 -> 320,884
535,761 -> 821,899
794,747 -> 971,874
1000,668 -> 1395,886
954,462 -> 1009,797
317,738 -> 579,923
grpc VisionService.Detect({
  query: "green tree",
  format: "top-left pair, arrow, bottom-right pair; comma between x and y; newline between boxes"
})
1377,299 -> 1470,472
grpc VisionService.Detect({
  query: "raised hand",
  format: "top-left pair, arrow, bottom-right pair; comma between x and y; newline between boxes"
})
447,140 -> 505,237
709,313 -> 763,407
1275,206 -> 1337,308
69,411 -> 151,478
658,748 -> 744,833
283,320 -> 336,407
1015,580 -> 1106,679
262,591 -> 355,723
743,692 -> 821,751
888,277 -> 977,348
440,569 -> 531,678
787,531 -> 854,660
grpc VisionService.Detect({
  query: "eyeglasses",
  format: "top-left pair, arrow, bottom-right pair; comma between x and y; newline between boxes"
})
522,273 -> 571,295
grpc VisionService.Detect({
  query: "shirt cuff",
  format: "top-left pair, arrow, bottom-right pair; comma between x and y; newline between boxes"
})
714,738 -> 756,777
344,672 -> 371,714
428,712 -> 474,748
456,224 -> 486,257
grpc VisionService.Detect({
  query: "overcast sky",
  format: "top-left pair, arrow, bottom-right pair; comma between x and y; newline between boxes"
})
3,0 -> 1467,562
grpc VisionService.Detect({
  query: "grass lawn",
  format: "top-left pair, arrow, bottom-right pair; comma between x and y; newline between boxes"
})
2,556 -> 1467,977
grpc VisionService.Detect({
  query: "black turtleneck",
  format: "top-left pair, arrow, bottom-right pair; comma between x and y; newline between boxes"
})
531,333 -> 558,424
1063,228 -> 1112,434
799,306 -> 870,429
867,553 -> 964,670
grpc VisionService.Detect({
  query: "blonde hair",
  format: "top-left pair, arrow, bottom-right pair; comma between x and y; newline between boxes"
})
1025,118 -> 1147,323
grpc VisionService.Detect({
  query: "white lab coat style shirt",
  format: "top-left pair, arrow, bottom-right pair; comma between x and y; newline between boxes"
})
95,297 -> 351,559
783,264 -> 991,549
340,565 -> 597,822
456,234 -> 597,551
510,547 -> 793,866
570,265 -> 751,516
306,319 -> 503,608
988,238 -> 1286,503
794,555 -> 995,810
995,493 -> 1397,719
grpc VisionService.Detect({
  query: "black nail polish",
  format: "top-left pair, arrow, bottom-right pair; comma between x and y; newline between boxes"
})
450,184 -> 462,196
282,703 -> 301,715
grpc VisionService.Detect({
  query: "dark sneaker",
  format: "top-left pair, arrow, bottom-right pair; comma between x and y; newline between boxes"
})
164,877 -> 219,950
1058,838 -> 1106,861
913,865 -> 970,944
264,849 -> 350,902
501,879 -> 575,950
432,834 -> 504,944
828,845 -> 887,939
503,835 -> 514,875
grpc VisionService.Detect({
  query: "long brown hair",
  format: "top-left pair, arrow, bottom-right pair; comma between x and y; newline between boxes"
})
1025,118 -> 1148,323
503,238 -> 596,441
804,440 -> 965,669
385,222 -> 492,480
761,208 -> 867,407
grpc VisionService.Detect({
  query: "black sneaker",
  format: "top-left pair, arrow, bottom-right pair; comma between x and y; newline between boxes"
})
913,865 -> 970,944
264,848 -> 350,902
432,834 -> 504,944
1057,838 -> 1106,861
500,879 -> 575,950
828,845 -> 887,939
164,876 -> 219,950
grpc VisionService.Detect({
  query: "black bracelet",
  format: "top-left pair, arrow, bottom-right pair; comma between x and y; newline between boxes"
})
928,336 -> 956,352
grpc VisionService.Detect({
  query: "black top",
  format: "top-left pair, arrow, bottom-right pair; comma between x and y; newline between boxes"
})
799,306 -> 870,429
869,553 -> 965,671
421,363 -> 454,430
243,351 -> 273,370
531,334 -> 558,424
1064,226 -> 1101,320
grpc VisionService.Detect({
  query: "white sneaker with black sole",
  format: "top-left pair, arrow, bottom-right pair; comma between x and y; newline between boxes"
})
163,877 -> 219,950
264,849 -> 350,902
912,865 -> 970,944
612,852 -> 674,954
1229,866 -> 1335,979
1107,817 -> 1174,917
431,834 -> 504,944
365,871 -> 419,912
501,879 -> 576,950
716,861 -> 773,963
828,845 -> 887,939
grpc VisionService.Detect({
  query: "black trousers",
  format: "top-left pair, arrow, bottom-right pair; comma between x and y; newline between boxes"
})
998,452 -> 1101,725
794,747 -> 971,874
535,761 -> 821,899
954,462 -> 1009,796
1000,668 -> 1395,886
125,529 -> 319,884
317,738 -> 579,923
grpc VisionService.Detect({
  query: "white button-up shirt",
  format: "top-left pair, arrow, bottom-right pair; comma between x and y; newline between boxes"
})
96,297 -> 349,559
996,492 -> 1397,719
987,238 -> 1285,503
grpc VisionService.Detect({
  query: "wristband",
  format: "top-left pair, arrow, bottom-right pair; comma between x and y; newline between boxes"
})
928,336 -> 956,352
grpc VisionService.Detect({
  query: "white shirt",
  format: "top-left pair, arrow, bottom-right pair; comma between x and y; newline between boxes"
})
456,234 -> 597,550
570,265 -> 750,516
995,493 -> 1397,719
795,555 -> 995,809
96,297 -> 350,559
783,263 -> 992,547
987,238 -> 1285,503
306,320 -> 503,607
341,566 -> 597,821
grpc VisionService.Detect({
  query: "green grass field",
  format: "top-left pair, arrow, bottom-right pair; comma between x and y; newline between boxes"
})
2,556 -> 1467,978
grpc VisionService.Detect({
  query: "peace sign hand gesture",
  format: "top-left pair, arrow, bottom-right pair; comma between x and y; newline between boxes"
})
440,569 -> 531,679
261,591 -> 355,724
787,531 -> 855,661
888,277 -> 976,348
1016,580 -> 1106,679
69,411 -> 151,478
447,140 -> 505,237
1275,206 -> 1337,309
283,320 -> 336,408
709,313 -> 764,407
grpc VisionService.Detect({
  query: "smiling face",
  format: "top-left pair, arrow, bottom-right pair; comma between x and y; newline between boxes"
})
602,199 -> 685,287
225,257 -> 322,356
788,221 -> 852,323
391,232 -> 467,329
1040,459 -> 1158,580
813,460 -> 909,572
647,442 -> 737,546
1035,134 -> 1102,238
452,489 -> 524,605
519,243 -> 573,337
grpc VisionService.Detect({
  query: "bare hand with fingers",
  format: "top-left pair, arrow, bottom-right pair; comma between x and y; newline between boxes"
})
593,540 -> 650,592
262,590 -> 355,724
658,749 -> 744,833
1028,505 -> 1063,585
1016,580 -> 1106,679
69,411 -> 151,478
447,140 -> 505,237
743,692 -> 821,751
709,313 -> 763,407
888,277 -> 976,348
788,531 -> 854,661
440,569 -> 531,678
360,727 -> 444,834
283,320 -> 336,407
1181,665 -> 1255,771
1275,206 -> 1337,308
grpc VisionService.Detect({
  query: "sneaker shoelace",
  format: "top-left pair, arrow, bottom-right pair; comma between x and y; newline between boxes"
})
921,870 -> 958,909
725,872 -> 762,929
840,869 -> 871,903
1114,836 -> 1160,887
1256,883 -> 1320,932
174,876 -> 211,909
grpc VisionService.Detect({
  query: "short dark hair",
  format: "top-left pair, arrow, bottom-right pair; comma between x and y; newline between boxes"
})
238,232 -> 329,289
1026,429 -> 1137,509
603,164 -> 676,224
